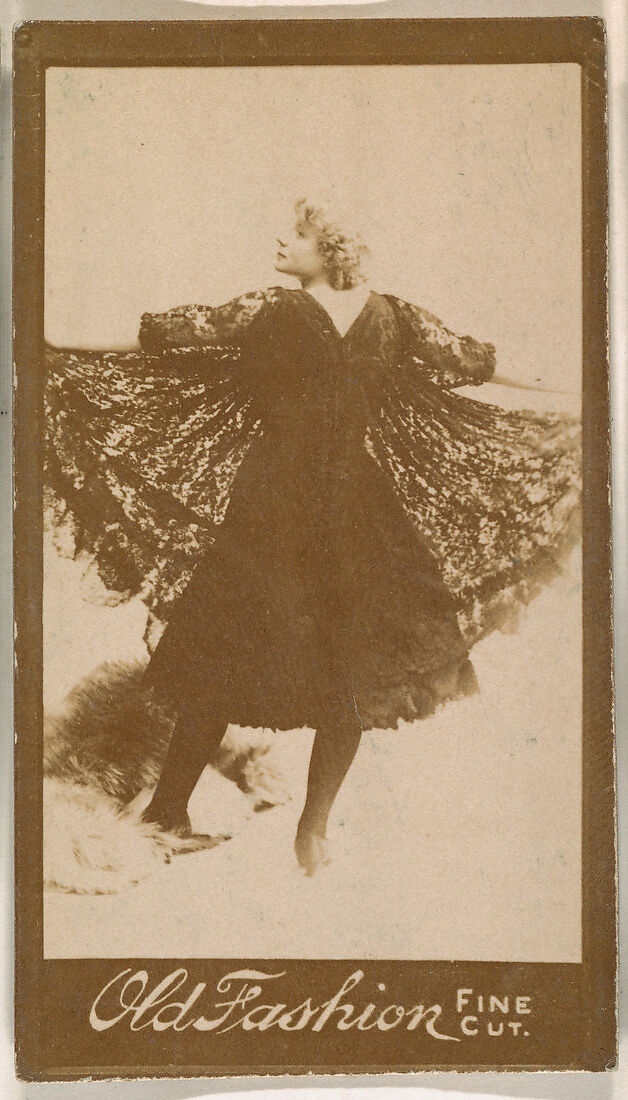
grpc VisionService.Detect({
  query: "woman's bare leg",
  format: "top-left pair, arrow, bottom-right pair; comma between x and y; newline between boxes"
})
295,696 -> 362,874
142,699 -> 229,836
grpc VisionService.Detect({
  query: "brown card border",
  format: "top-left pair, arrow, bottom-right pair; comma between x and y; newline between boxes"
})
13,17 -> 615,1080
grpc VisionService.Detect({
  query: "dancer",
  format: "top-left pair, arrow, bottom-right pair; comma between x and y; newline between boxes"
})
45,195 -> 581,875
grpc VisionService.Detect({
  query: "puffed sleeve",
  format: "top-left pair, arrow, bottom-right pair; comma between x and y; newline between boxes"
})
385,294 -> 496,389
138,287 -> 284,353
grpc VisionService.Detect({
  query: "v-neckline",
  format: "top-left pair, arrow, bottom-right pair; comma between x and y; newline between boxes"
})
300,288 -> 375,342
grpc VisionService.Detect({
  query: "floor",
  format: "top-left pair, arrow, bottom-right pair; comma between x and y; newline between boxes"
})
43,535 -> 582,961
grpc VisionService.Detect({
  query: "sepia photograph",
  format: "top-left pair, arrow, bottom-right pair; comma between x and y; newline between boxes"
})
41,60 -> 583,961
12,17 -> 614,1078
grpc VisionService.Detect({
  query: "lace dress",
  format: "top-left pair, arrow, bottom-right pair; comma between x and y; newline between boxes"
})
45,286 -> 581,731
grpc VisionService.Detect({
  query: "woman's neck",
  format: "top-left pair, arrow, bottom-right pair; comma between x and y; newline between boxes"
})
300,280 -> 372,337
299,273 -> 329,291
299,276 -> 369,297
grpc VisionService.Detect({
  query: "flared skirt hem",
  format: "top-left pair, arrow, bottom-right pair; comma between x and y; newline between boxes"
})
143,652 -> 480,734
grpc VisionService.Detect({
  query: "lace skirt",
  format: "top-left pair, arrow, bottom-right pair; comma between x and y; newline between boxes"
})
144,438 -> 479,732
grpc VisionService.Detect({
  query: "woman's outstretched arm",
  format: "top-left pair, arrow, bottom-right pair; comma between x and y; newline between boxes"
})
385,294 -> 496,389
491,371 -> 573,394
138,287 -> 283,353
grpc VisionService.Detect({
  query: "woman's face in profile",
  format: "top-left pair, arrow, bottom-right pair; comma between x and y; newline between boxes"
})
275,221 -> 326,283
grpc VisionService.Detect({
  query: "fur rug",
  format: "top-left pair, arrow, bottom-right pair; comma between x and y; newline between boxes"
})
44,660 -> 292,894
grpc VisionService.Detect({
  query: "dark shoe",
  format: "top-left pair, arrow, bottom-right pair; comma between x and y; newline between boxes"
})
140,801 -> 228,857
140,801 -> 193,839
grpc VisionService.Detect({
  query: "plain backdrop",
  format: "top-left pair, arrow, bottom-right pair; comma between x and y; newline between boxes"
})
45,63 -> 582,392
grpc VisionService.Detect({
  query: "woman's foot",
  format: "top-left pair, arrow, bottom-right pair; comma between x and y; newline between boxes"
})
140,800 -> 192,839
139,798 -> 227,855
294,821 -> 331,876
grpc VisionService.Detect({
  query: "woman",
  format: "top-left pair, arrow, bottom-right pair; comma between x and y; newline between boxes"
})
45,196 -> 581,876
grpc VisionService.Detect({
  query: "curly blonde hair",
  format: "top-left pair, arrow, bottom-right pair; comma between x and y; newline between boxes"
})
294,196 -> 370,290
